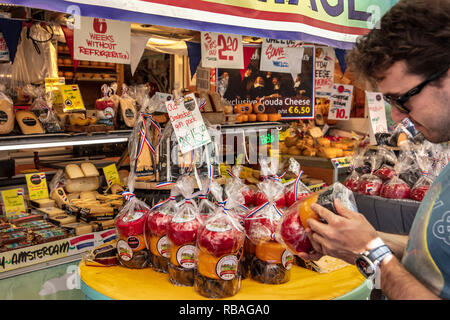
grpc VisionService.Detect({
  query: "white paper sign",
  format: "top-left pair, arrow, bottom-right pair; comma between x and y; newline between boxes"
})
0,32 -> 9,61
166,93 -> 212,154
315,46 -> 335,97
201,32 -> 243,69
328,84 -> 353,121
260,39 -> 303,74
366,91 -> 388,145
74,17 -> 131,64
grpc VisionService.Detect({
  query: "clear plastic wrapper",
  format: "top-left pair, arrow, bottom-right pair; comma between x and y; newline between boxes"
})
224,165 -> 252,221
357,155 -> 383,196
197,176 -> 218,223
114,169 -> 151,269
29,85 -> 62,133
397,144 -> 422,188
117,83 -> 138,128
194,183 -> 245,299
95,84 -> 116,126
0,83 -> 15,135
244,158 -> 294,284
410,141 -> 438,201
282,158 -> 312,208
344,146 -> 366,191
167,176 -> 201,286
379,175 -> 411,199
276,182 -> 357,256
145,185 -> 180,273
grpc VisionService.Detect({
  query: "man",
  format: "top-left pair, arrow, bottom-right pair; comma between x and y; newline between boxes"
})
298,0 -> 450,300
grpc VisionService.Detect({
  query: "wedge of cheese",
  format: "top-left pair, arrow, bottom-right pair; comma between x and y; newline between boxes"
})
80,162 -> 100,177
16,110 -> 44,134
65,164 -> 84,179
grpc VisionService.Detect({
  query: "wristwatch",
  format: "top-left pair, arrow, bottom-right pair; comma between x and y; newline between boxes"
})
355,243 -> 393,280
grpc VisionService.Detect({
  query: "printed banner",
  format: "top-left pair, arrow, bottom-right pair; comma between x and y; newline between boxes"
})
219,46 -> 315,120
315,46 -> 335,97
166,93 -> 212,154
0,230 -> 117,273
0,0 -> 398,50
74,16 -> 130,64
201,31 -> 243,69
328,84 -> 353,121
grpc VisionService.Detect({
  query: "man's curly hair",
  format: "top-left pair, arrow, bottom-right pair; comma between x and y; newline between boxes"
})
347,0 -> 450,84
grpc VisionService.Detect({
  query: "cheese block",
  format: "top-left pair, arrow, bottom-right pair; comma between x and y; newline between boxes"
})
80,162 -> 99,177
49,214 -> 77,226
16,110 -> 45,135
297,255 -> 349,273
65,176 -> 99,193
80,191 -> 98,201
67,192 -> 80,201
0,99 -> 15,135
208,91 -> 223,112
51,187 -> 69,208
90,219 -> 115,231
308,126 -> 323,138
38,207 -> 66,217
62,222 -> 93,235
65,164 -> 85,179
198,91 -> 213,112
119,97 -> 137,127
30,198 -> 56,208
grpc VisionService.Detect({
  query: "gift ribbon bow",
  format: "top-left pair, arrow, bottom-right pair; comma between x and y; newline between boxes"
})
121,191 -> 135,201
245,200 -> 284,241
151,195 -> 176,211
156,181 -> 175,188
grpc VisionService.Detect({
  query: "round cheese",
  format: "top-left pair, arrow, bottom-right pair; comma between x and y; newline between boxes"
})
0,99 -> 14,135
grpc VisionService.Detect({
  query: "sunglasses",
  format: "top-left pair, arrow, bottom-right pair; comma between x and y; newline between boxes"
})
383,66 -> 449,114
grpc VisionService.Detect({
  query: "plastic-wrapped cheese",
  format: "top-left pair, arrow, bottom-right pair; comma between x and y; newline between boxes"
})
0,99 -> 14,135
16,110 -> 44,134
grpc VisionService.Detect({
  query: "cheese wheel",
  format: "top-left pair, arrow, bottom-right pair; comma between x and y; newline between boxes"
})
15,110 -> 44,134
255,241 -> 285,264
268,113 -> 281,122
248,114 -> 257,122
65,164 -> 85,179
65,176 -> 99,193
256,114 -> 268,122
253,102 -> 265,114
80,162 -> 99,177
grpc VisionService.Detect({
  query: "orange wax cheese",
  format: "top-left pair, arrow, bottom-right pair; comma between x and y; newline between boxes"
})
197,250 -> 221,280
255,241 -> 285,264
298,193 -> 320,228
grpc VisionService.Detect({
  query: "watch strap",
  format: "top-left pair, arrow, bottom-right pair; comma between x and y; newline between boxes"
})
367,244 -> 392,264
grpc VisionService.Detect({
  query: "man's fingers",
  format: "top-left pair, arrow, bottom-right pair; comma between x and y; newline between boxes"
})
310,203 -> 338,224
334,198 -> 357,219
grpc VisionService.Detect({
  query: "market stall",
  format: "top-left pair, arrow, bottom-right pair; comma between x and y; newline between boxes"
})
1,0 -> 448,302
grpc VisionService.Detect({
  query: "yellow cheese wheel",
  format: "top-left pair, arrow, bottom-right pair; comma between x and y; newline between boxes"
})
197,250 -> 220,280
255,241 -> 285,264
248,114 -> 257,122
256,114 -> 268,122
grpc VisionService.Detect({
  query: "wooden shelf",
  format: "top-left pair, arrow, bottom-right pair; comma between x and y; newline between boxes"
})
58,64 -> 116,70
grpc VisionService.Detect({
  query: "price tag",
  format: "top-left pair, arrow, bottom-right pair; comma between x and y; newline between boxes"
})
60,84 -> 85,112
328,84 -> 353,121
331,157 -> 352,169
102,164 -> 123,187
1,188 -> 27,218
201,32 -> 243,69
25,172 -> 49,201
166,93 -> 212,154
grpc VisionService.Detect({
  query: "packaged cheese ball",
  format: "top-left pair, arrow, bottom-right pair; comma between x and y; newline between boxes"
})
244,158 -> 294,284
167,176 -> 202,286
146,185 -> 180,273
95,84 -> 116,126
282,158 -> 312,208
194,185 -> 245,299
115,193 -> 151,269
410,141 -> 439,201
118,84 -> 137,128
276,183 -> 357,256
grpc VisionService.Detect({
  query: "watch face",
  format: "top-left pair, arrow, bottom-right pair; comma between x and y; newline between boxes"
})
356,255 -> 376,278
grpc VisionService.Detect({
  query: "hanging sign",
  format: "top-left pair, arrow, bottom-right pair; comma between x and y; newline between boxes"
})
200,32 -> 243,69
328,84 -> 353,120
25,173 -> 49,201
102,164 -> 123,187
1,188 -> 26,218
60,84 -> 85,112
166,93 -> 212,154
260,39 -> 303,75
366,91 -> 388,145
315,46 -> 335,97
74,16 -> 131,64
0,32 -> 9,61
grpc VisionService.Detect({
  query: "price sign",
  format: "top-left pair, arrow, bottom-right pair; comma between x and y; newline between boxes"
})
25,173 -> 49,201
328,84 -> 353,121
60,84 -> 85,112
201,32 -> 243,69
1,188 -> 26,218
287,105 -> 313,117
166,93 -> 212,154
102,164 -> 123,187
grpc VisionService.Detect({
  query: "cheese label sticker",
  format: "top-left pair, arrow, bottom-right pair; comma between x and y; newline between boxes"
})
216,254 -> 238,280
176,244 -> 197,269
102,163 -> 123,187
60,84 -> 85,112
1,188 -> 27,218
117,240 -> 133,261
25,172 -> 49,201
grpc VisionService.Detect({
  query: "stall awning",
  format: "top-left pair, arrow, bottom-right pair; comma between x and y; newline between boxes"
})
2,0 -> 397,49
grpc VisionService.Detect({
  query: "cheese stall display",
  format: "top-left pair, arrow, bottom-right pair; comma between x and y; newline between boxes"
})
4,0 -> 447,303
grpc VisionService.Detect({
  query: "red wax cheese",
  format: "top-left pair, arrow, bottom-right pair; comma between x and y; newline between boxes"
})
410,185 -> 430,201
279,209 -> 312,255
198,222 -> 243,257
167,216 -> 201,246
147,211 -> 173,236
380,180 -> 411,199
115,210 -> 148,237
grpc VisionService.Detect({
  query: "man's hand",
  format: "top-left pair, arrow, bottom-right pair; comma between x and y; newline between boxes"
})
304,198 -> 379,264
